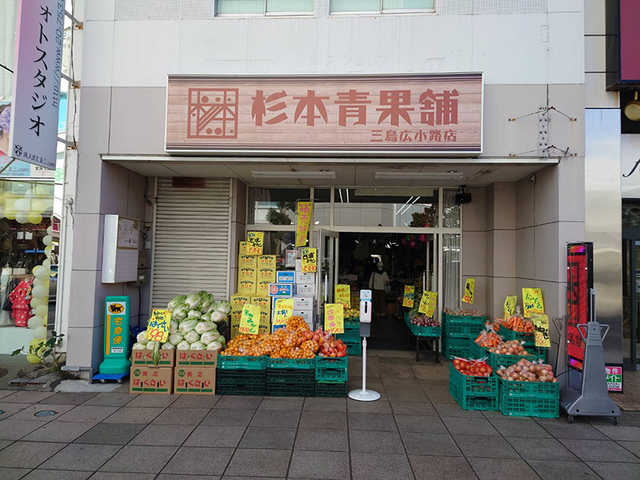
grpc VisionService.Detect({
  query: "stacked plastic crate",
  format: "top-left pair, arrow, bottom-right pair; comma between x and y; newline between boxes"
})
442,311 -> 485,359
265,358 -> 316,397
216,356 -> 267,396
315,357 -> 348,397
336,320 -> 361,356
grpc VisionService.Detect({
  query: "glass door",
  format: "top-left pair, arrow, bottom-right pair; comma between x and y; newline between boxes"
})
623,236 -> 640,367
317,229 -> 339,319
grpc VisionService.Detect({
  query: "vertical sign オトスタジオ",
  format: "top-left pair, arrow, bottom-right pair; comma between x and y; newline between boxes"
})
98,296 -> 131,374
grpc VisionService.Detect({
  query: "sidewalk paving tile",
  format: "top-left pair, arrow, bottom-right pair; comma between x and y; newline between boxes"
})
559,439 -> 640,463
506,437 -> 578,461
0,441 -> 67,468
162,447 -> 234,476
23,422 -> 96,443
386,388 -> 429,403
488,418 -> 552,438
0,440 -> 12,450
0,402 -> 33,418
302,397 -> 347,413
351,452 -> 413,480
467,458 -> 540,480
299,411 -> 347,430
81,393 -> 137,407
132,424 -> 196,446
250,409 -> 300,428
239,426 -> 296,450
433,403 -> 485,418
618,440 -> 640,457
152,408 -> 209,426
537,420 -> 609,440
294,428 -> 348,452
594,425 -> 640,442
586,461 -> 640,480
400,432 -> 462,456
102,407 -> 163,424
348,413 -> 397,432
7,404 -> 75,422
389,401 -> 436,416
184,425 -> 245,448
91,473 -> 156,480
214,396 -> 262,410
441,417 -> 500,436
22,470 -> 93,480
0,391 -> 15,399
100,445 -> 178,473
2,392 -> 55,404
452,434 -> 520,458
170,395 -> 220,409
0,467 -> 31,480
259,397 -> 304,411
395,414 -> 448,434
125,395 -> 177,408
157,475 -> 220,480
347,399 -> 392,414
39,443 -> 120,471
38,393 -> 97,406
527,460 -> 600,480
74,423 -> 145,445
224,448 -> 291,478
409,455 -> 476,480
53,406 -> 118,423
201,408 -> 254,427
349,429 -> 404,454
289,450 -> 349,479
0,420 -> 46,440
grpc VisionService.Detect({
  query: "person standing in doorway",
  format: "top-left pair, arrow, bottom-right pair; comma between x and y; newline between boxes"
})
369,262 -> 390,317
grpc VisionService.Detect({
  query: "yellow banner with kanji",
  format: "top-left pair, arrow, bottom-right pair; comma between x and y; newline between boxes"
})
522,288 -> 544,317
324,303 -> 344,334
462,278 -> 475,304
402,285 -> 415,308
335,285 -> 351,307
296,202 -> 313,247
301,247 -> 317,273
418,291 -> 437,317
504,296 -> 517,319
239,304 -> 261,335
532,313 -> 551,348
246,232 -> 264,256
145,309 -> 172,343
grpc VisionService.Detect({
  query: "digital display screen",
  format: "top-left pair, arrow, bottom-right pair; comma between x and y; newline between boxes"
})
566,243 -> 593,370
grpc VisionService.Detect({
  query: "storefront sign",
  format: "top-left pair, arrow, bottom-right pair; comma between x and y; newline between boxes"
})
419,291 -> 437,317
166,74 -> 483,155
296,202 -> 313,247
9,0 -> 65,170
145,309 -> 172,343
605,366 -> 623,392
531,314 -> 551,348
324,303 -> 344,334
504,296 -> 517,319
402,285 -> 415,308
335,285 -> 351,307
301,247 -> 317,272
522,288 -> 544,318
239,304 -> 261,334
273,298 -> 294,325
462,279 -> 475,304
246,232 -> 264,255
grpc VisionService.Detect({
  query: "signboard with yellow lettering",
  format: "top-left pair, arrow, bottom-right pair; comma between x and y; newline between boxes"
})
99,296 -> 131,374
462,278 -> 475,304
403,285 -> 415,308
239,304 -> 261,335
247,231 -> 264,255
145,309 -> 172,343
324,303 -> 344,334
296,202 -> 313,247
301,247 -> 317,273
522,288 -> 544,318
335,285 -> 351,307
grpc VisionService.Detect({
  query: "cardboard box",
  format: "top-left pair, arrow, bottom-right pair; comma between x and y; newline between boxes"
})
269,283 -> 295,297
131,349 -> 175,367
256,279 -> 271,295
176,350 -> 219,366
293,297 -> 314,310
230,295 -> 250,311
238,254 -> 256,269
258,255 -> 276,269
295,259 -> 302,272
258,266 -> 276,283
276,271 -> 295,283
295,272 -> 316,284
296,283 -> 315,296
130,366 -> 173,394
174,366 -> 216,395
251,295 -> 272,311
237,279 -> 256,295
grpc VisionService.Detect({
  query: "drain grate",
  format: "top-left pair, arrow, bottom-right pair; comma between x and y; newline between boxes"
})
0,368 -> 8,379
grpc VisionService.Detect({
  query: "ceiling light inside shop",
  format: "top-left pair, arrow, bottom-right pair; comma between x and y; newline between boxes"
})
251,171 -> 336,179
374,171 -> 463,180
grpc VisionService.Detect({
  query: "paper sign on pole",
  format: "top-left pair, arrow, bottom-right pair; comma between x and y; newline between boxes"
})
301,248 -> 317,273
324,303 -> 344,334
418,291 -> 438,317
403,285 -> 415,308
531,313 -> 551,348
273,298 -> 294,326
247,232 -> 264,255
335,285 -> 351,307
296,202 -> 313,247
504,296 -> 517,319
9,0 -> 65,170
522,288 -> 544,317
462,278 -> 475,304
145,309 -> 172,343
239,304 -> 261,335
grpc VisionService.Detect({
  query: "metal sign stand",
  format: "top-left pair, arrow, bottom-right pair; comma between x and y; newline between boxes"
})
349,290 -> 380,402
560,290 -> 621,424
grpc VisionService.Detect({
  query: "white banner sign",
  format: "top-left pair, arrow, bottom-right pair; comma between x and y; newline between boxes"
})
9,0 -> 65,170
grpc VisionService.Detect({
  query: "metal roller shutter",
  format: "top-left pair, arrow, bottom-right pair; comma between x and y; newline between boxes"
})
151,178 -> 231,308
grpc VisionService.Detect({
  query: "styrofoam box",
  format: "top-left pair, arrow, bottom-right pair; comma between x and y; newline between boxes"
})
294,309 -> 314,323
296,283 -> 315,296
295,272 -> 316,284
293,297 -> 314,310
268,283 -> 295,297
276,271 -> 295,283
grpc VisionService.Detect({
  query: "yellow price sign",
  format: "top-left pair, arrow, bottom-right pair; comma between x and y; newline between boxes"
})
239,304 -> 261,335
531,313 -> 551,348
335,285 -> 351,307
301,247 -> 317,273
247,231 -> 264,256
462,278 -> 475,304
522,288 -> 544,317
504,296 -> 517,319
402,285 -> 415,308
418,291 -> 438,317
296,202 -> 313,247
145,309 -> 172,343
273,298 -> 294,326
324,303 -> 344,334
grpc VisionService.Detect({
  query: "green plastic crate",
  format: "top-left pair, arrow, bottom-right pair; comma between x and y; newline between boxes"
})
448,364 -> 498,411
444,316 -> 486,338
344,320 -> 360,332
336,332 -> 361,343
316,356 -> 348,382
217,355 -> 267,371
266,370 -> 315,385
267,358 -> 316,370
344,339 -> 362,356
500,327 -> 535,347
216,383 -> 265,396
404,313 -> 442,338
470,342 -> 545,370
444,337 -> 472,360
266,382 -> 315,397
216,370 -> 266,387
315,381 -> 347,397
499,378 -> 560,418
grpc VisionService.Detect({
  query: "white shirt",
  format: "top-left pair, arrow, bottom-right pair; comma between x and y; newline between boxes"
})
369,271 -> 390,290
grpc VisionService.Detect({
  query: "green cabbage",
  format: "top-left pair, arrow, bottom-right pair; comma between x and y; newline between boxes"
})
212,311 -> 227,323
146,341 -> 157,351
200,331 -> 221,345
136,332 -> 149,344
176,340 -> 190,350
201,313 -> 212,322
161,342 -> 175,350
168,295 -> 187,310
172,305 -> 188,321
185,292 -> 203,309
132,343 -> 146,350
216,300 -> 231,315
184,330 -> 200,344
195,321 -> 216,335
170,320 -> 179,334
169,333 -> 183,345
179,319 -> 198,334
190,341 -> 206,350
207,341 -> 224,351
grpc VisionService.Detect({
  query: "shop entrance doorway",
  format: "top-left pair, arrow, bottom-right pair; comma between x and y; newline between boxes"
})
622,234 -> 640,369
318,229 -> 439,350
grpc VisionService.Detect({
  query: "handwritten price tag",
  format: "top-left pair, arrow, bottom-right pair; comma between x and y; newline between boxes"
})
301,247 -> 317,273
335,285 -> 351,307
418,291 -> 437,317
522,288 -> 544,318
531,313 -> 550,348
247,232 -> 264,256
239,304 -> 261,335
402,285 -> 415,308
145,309 -> 172,343
462,278 -> 475,304
504,296 -> 517,319
324,303 -> 344,334
273,298 -> 294,326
